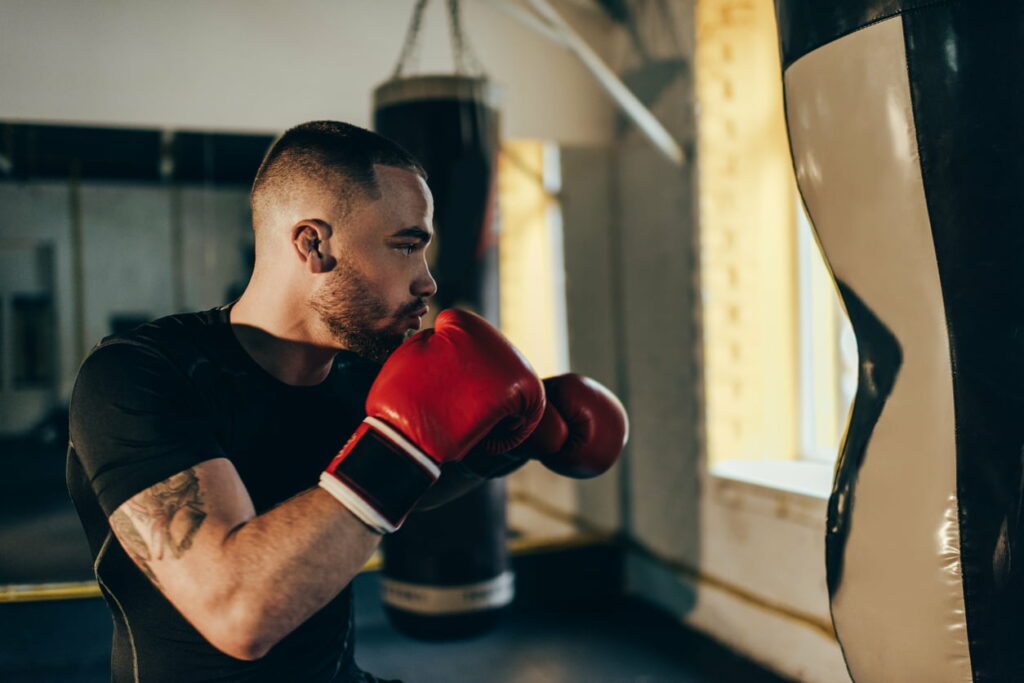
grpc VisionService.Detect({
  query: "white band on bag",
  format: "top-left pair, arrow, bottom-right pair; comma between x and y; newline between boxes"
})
380,572 -> 516,614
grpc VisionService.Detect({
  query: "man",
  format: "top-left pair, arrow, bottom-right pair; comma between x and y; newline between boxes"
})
68,120 -> 547,681
67,121 -> 627,682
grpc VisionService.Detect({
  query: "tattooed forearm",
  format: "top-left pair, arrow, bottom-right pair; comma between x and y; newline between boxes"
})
110,508 -> 160,586
113,467 -> 208,575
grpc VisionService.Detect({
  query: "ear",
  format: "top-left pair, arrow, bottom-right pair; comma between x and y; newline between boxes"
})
290,220 -> 335,273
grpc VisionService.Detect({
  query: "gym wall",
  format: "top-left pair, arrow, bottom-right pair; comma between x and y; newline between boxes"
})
0,2 -> 850,681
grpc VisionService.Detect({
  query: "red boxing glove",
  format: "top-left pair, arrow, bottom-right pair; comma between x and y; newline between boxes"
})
320,309 -> 545,533
528,373 -> 628,479
415,374 -> 628,511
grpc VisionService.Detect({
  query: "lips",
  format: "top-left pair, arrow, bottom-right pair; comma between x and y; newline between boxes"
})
401,305 -> 429,331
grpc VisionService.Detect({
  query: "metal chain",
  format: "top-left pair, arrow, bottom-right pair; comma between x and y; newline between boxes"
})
391,0 -> 430,80
446,0 -> 484,75
389,0 -> 485,79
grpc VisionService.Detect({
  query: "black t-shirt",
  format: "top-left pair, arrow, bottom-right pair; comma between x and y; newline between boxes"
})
66,306 -> 384,682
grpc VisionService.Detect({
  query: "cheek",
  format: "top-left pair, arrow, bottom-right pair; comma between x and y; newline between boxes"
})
363,264 -> 412,314
351,249 -> 421,311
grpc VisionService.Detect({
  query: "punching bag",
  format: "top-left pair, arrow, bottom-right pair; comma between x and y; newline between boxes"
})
374,74 -> 511,639
775,2 -> 1024,680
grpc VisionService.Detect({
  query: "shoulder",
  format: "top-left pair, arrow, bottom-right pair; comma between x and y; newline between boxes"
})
96,308 -> 226,361
81,308 -> 228,381
69,310 -> 230,510
73,308 -> 229,409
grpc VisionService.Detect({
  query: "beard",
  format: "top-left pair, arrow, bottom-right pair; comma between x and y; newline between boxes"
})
309,259 -> 423,364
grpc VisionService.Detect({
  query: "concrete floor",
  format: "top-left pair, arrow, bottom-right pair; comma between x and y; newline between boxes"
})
0,570 -> 790,683
353,573 -> 790,683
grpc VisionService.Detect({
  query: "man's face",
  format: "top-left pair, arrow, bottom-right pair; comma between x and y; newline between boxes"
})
310,165 -> 436,362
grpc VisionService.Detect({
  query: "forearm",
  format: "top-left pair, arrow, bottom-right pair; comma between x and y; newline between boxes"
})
114,460 -> 380,661
210,488 -> 379,657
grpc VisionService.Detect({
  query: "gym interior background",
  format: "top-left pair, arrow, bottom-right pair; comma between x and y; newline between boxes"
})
0,1 -> 852,681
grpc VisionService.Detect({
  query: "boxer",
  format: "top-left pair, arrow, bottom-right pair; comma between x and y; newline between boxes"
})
66,120 -> 627,682
67,122 -> 544,682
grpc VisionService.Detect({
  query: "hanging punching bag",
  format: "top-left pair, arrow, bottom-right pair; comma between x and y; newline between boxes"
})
374,66 -> 510,637
775,2 -> 1024,680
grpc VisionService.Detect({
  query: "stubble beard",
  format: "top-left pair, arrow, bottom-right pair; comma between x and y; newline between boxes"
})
309,260 -> 416,364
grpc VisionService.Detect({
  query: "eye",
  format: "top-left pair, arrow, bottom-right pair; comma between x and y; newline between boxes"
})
396,243 -> 418,256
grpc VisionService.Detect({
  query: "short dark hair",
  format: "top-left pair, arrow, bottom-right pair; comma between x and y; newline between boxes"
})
250,120 -> 425,233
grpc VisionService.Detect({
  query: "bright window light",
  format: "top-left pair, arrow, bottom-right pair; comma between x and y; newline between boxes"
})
498,139 -> 569,378
696,0 -> 853,466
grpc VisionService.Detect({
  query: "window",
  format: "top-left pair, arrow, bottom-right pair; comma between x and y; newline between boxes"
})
497,139 -> 579,523
0,243 -> 57,395
497,139 -> 568,378
795,204 -> 857,463
11,293 -> 56,389
696,0 -> 854,468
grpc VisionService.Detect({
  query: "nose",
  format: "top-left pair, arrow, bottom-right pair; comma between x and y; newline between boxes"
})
413,262 -> 437,300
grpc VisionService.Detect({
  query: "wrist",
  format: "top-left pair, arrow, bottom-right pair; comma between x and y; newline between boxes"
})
319,417 -> 441,533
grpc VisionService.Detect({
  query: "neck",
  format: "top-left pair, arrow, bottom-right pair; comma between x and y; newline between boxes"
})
229,284 -> 338,386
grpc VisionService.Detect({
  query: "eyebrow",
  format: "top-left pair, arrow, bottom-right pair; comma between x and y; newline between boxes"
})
390,226 -> 432,242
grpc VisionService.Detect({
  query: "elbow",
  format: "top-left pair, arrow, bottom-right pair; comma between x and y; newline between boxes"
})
199,605 -> 280,661
211,635 -> 273,662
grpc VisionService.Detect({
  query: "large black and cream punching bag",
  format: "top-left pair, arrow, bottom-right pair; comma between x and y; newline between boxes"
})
374,75 -> 511,639
775,2 -> 1024,680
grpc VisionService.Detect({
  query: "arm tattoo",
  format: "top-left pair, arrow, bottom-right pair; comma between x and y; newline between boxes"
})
112,468 -> 208,582
128,468 -> 207,560
110,508 -> 160,586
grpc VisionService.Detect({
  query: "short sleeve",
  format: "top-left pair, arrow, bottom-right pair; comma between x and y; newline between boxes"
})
69,341 -> 225,517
